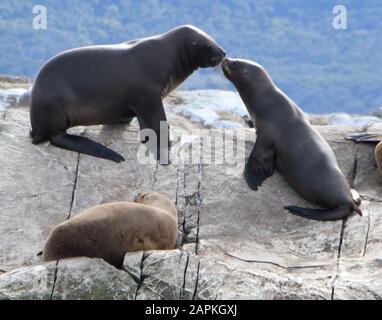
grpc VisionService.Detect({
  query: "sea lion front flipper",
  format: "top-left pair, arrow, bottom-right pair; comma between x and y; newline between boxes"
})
244,137 -> 275,191
284,204 -> 362,221
136,100 -> 170,164
50,133 -> 125,163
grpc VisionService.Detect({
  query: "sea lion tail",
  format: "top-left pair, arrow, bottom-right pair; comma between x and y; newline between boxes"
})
345,133 -> 382,143
284,204 -> 359,221
49,133 -> 125,163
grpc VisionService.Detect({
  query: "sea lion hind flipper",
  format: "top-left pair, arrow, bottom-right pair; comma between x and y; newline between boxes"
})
49,134 -> 125,163
345,133 -> 382,143
244,141 -> 275,190
284,204 -> 359,221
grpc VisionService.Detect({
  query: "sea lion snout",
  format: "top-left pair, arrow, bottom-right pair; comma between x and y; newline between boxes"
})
210,49 -> 226,66
134,191 -> 163,204
222,57 -> 239,70
221,57 -> 236,77
184,25 -> 226,68
134,193 -> 143,203
200,43 -> 225,68
134,192 -> 149,203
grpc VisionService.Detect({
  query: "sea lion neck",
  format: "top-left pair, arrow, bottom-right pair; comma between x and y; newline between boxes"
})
238,85 -> 270,117
147,200 -> 178,220
159,33 -> 197,97
241,86 -> 296,124
239,73 -> 287,120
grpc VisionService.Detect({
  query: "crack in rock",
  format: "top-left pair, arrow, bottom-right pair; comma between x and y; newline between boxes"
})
180,252 -> 190,300
225,252 -> 329,270
51,158 -> 71,172
179,170 -> 200,246
331,143 -> 359,300
176,136 -> 204,249
331,217 -> 347,300
175,168 -> 180,206
49,260 -> 59,300
194,136 -> 205,255
192,260 -> 200,300
350,145 -> 359,188
51,148 -> 81,298
181,172 -> 187,244
195,163 -> 203,255
360,195 -> 382,203
151,161 -> 159,188
362,206 -> 371,257
0,291 -> 11,300
67,153 -> 80,220
27,186 -> 74,199
134,251 -> 149,300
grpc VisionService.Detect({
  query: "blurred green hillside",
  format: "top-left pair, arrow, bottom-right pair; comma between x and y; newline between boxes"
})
0,0 -> 381,114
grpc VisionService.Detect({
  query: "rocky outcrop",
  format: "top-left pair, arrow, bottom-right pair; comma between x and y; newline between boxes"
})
372,107 -> 382,118
0,75 -> 31,89
0,103 -> 382,300
1,82 -> 381,129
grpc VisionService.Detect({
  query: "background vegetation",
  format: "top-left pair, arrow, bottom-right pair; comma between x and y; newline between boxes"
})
0,0 -> 381,114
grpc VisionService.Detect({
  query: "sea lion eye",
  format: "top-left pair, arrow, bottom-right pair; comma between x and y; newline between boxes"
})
204,45 -> 213,53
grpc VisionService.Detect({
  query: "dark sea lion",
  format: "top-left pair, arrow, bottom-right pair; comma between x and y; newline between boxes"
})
30,25 -> 225,162
43,192 -> 178,268
222,57 -> 362,221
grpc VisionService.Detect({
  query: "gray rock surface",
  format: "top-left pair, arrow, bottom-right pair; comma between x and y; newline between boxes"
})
0,105 -> 381,300
371,106 -> 382,118
0,292 -> 11,300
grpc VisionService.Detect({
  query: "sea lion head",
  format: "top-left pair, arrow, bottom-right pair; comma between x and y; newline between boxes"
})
221,57 -> 273,94
135,192 -> 178,218
174,25 -> 226,68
